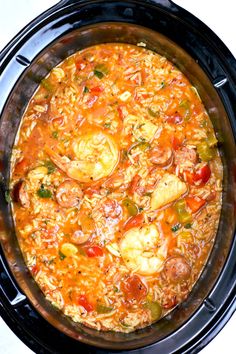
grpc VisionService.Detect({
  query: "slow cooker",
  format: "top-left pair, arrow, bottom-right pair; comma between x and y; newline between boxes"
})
0,1 -> 235,353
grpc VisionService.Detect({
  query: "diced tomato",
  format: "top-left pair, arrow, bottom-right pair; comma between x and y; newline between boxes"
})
117,105 -> 128,120
90,86 -> 104,94
193,164 -> 211,185
168,235 -> 177,249
51,116 -> 64,127
141,68 -> 146,83
132,72 -> 142,85
76,60 -> 86,70
14,158 -> 29,175
186,196 -> 206,213
77,295 -> 93,312
172,136 -> 182,150
31,265 -> 39,276
134,92 -> 148,102
183,170 -> 195,185
183,165 -> 211,187
129,174 -> 141,194
167,114 -> 183,125
124,213 -> 144,231
121,275 -> 147,302
85,246 -> 103,257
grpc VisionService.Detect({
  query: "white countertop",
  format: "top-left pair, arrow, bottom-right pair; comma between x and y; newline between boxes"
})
0,0 -> 235,353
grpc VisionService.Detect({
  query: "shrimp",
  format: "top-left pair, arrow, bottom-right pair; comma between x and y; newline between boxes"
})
119,224 -> 168,275
45,131 -> 119,182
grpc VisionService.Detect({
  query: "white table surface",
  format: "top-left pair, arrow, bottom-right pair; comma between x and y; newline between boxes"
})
0,0 -> 235,353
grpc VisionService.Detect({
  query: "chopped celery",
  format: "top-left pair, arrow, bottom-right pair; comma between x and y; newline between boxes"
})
197,141 -> 215,161
175,199 -> 192,224
66,57 -> 75,66
96,304 -> 113,314
130,141 -> 150,152
206,133 -> 218,147
41,78 -> 54,92
94,64 -> 109,79
179,99 -> 190,121
122,198 -> 139,216
145,300 -> 162,320
177,231 -> 193,246
148,106 -> 159,117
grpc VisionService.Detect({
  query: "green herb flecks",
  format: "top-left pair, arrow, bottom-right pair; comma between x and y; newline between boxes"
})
113,286 -> 119,293
184,223 -> 192,229
59,250 -> 66,260
171,224 -> 181,232
52,131 -> 58,139
136,136 -> 146,143
43,160 -> 56,174
160,81 -> 165,88
37,185 -> 52,199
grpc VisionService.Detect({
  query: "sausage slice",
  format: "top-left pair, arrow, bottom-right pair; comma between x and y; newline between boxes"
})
164,256 -> 191,283
102,198 -> 122,219
13,180 -> 30,208
149,145 -> 173,167
71,229 -> 91,245
175,147 -> 197,169
56,180 -> 83,208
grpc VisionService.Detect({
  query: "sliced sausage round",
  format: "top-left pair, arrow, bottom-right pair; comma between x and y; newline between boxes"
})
175,147 -> 197,169
164,256 -> 191,283
149,145 -> 173,167
13,180 -> 30,208
103,172 -> 125,190
71,229 -> 91,245
56,180 -> 83,208
102,198 -> 122,219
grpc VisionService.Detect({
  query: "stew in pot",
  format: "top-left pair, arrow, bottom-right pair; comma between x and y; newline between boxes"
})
10,43 -> 222,332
